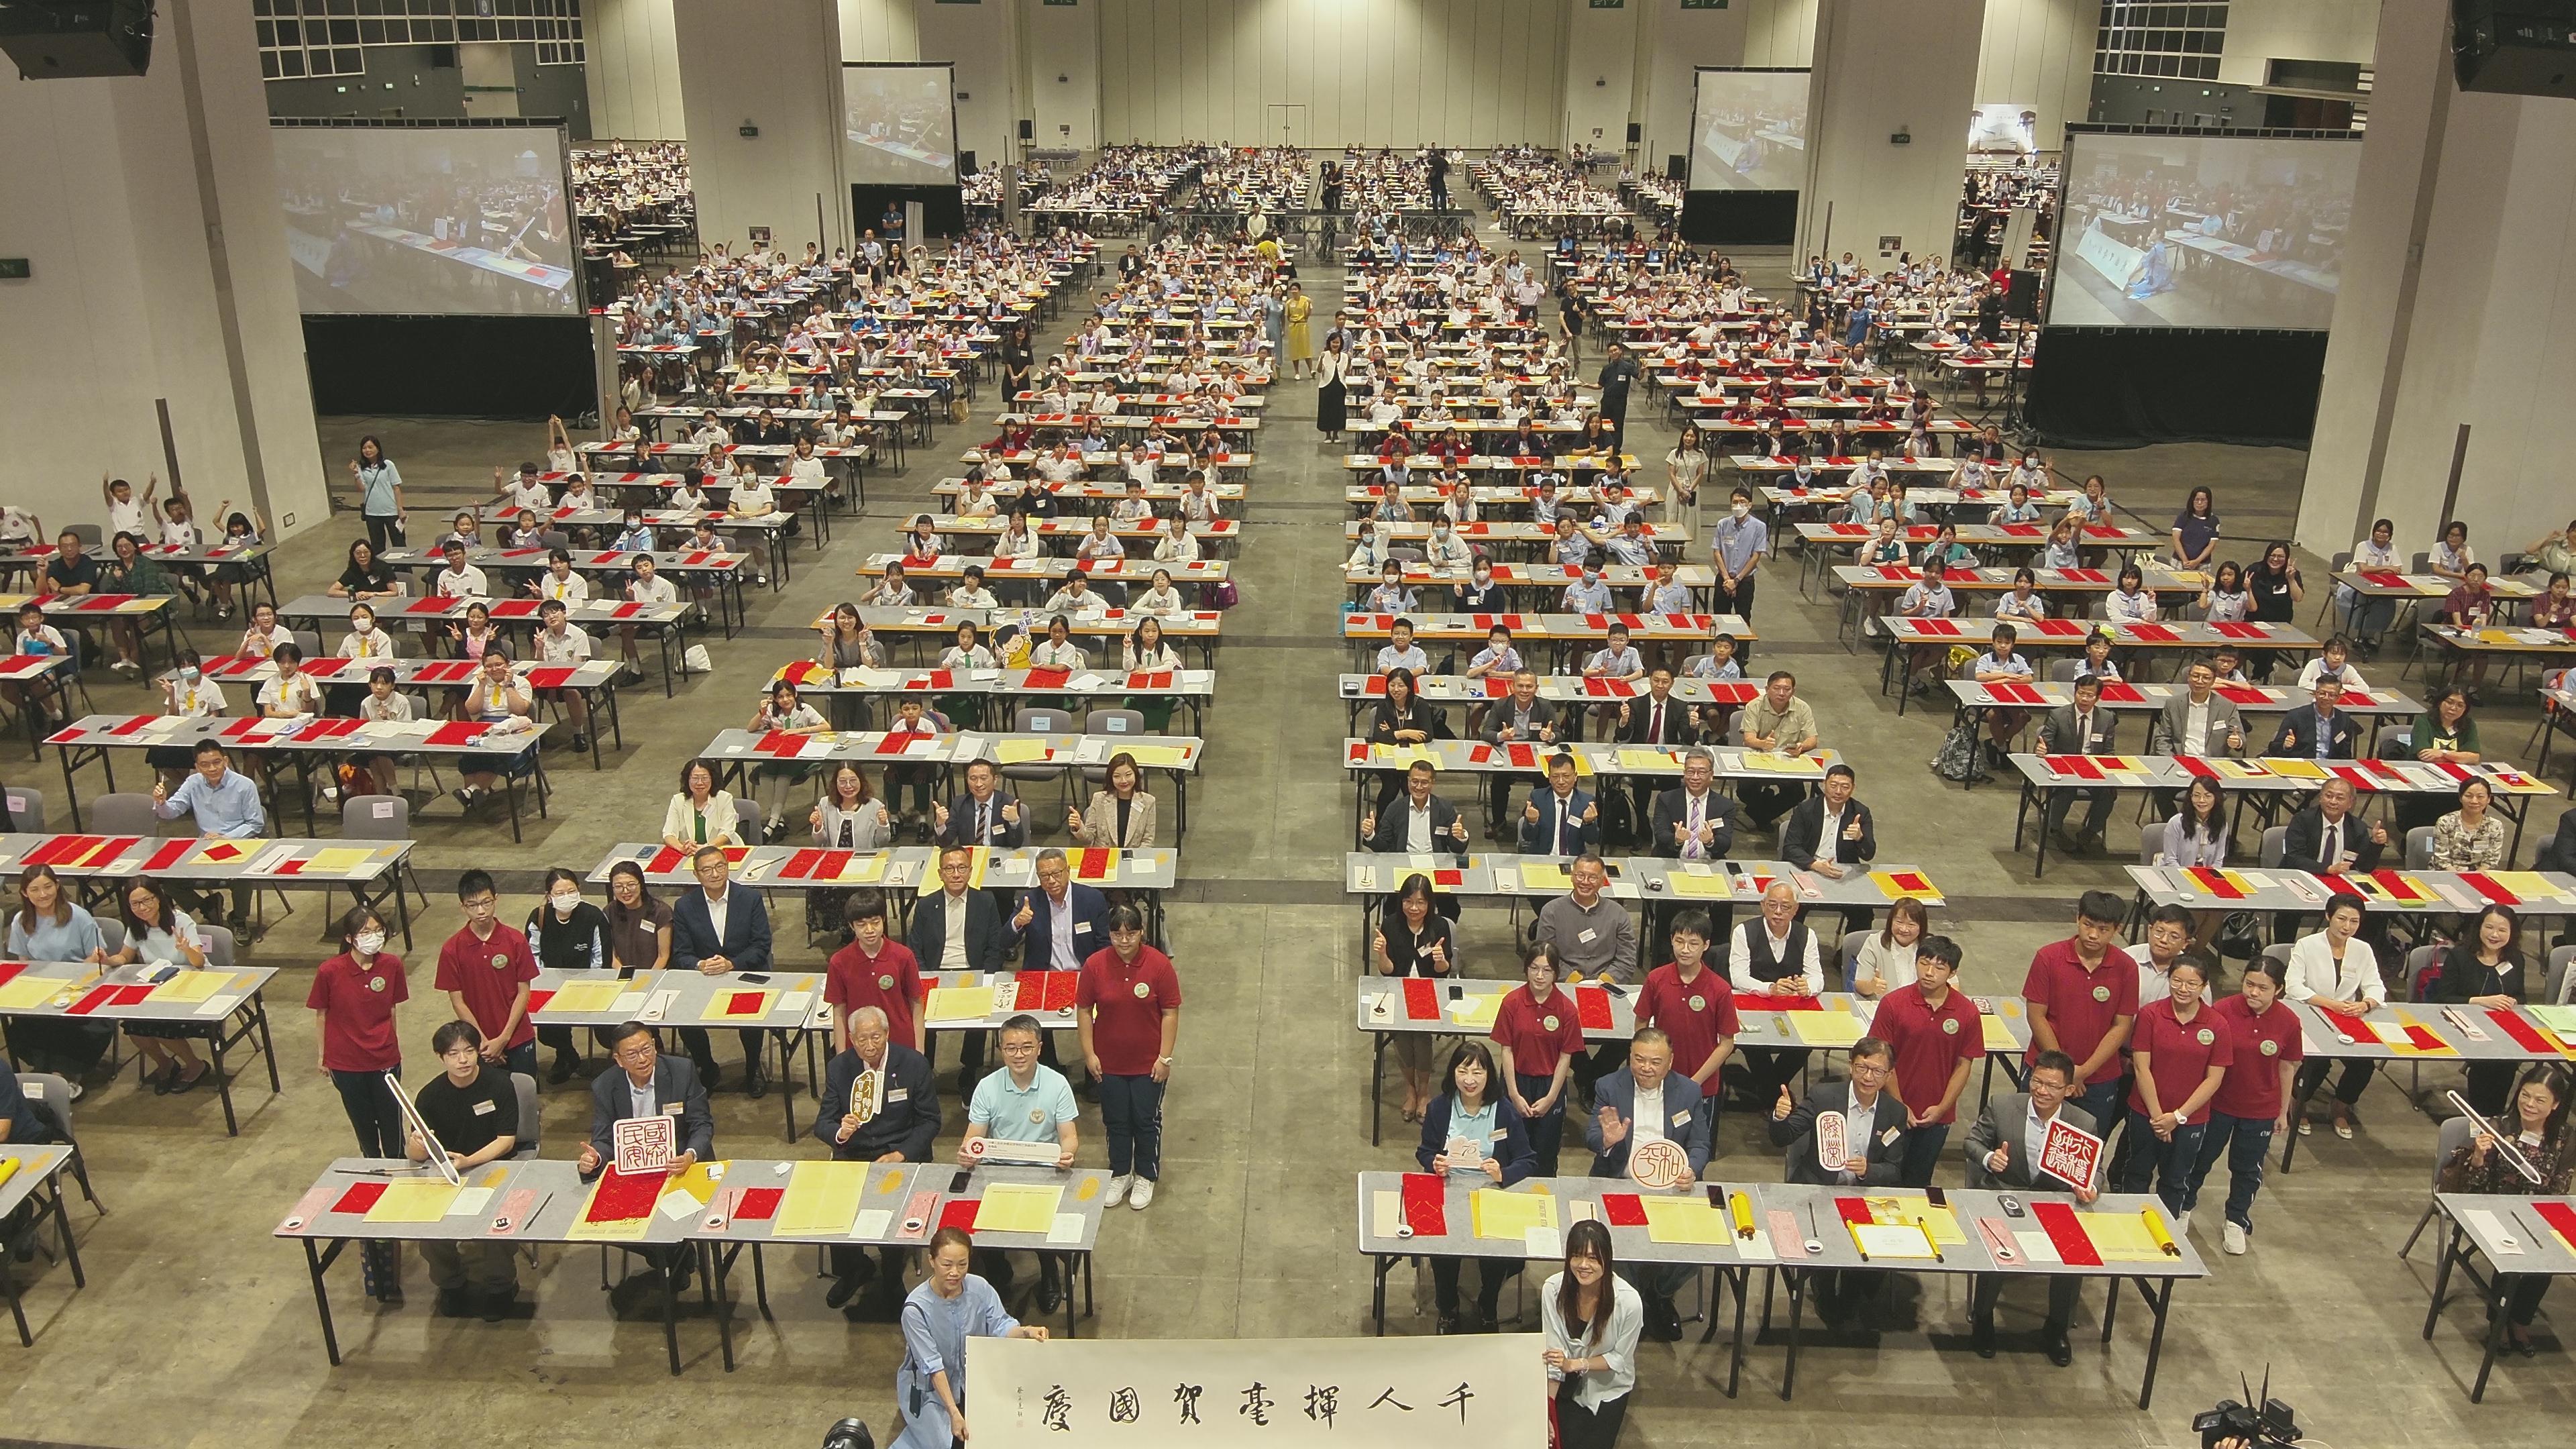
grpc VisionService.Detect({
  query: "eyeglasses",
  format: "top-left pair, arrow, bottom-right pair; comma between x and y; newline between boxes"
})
1849,1061 -> 1891,1078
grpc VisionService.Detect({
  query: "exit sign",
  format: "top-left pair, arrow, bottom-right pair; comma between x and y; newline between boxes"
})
1680,0 -> 1729,8
0,259 -> 29,280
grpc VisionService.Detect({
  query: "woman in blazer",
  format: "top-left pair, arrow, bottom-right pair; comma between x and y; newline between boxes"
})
2285,893 -> 2385,1138
660,758 -> 743,851
1415,1040 -> 1535,1333
1069,751 -> 1157,849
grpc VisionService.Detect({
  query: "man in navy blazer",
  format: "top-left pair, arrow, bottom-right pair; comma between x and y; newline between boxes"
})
934,759 -> 1030,849
580,1020 -> 716,1294
1583,1028 -> 1712,1340
2267,677 -> 2361,760
1518,751 -> 1601,856
1011,848 -> 1112,971
909,844 -> 1018,1089
669,845 -> 774,1095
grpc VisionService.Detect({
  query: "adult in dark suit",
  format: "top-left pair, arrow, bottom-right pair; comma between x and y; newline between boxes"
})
1616,673 -> 1699,837
669,845 -> 775,1095
1961,1050 -> 2100,1364
1649,747 -> 1738,941
1519,751 -> 1601,857
2151,659 -> 2247,756
580,1020 -> 716,1294
2037,676 -> 2118,852
1585,1029 -> 1713,1340
1480,669 -> 1562,832
2278,777 -> 2388,876
1767,1034 -> 1909,1324
1415,1040 -> 1537,1332
934,759 -> 1030,849
2267,678 -> 2361,760
1780,763 -> 1877,934
1359,760 -> 1471,860
1008,847 -> 1114,970
909,844 -> 1018,1087
814,1005 -> 942,1320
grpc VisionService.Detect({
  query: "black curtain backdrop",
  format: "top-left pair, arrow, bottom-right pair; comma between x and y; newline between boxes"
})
2025,327 -> 2329,449
1679,190 -> 1798,248
303,315 -> 594,419
852,184 -> 966,242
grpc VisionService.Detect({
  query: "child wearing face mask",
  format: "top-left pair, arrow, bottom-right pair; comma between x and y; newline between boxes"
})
527,867 -> 613,1083
305,907 -> 409,1303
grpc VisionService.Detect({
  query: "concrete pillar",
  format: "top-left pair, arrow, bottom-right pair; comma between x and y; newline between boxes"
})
1796,0 -> 1986,269
0,0 -> 329,538
674,0 -> 848,254
2298,0 -> 2576,555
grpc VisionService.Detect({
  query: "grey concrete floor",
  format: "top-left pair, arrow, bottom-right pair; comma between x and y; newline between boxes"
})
3,231 -> 2569,1448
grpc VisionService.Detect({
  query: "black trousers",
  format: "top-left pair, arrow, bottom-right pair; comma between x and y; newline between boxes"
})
1554,1383 -> 1628,1449
678,1027 -> 767,1078
1971,1270 -> 2078,1334
362,513 -> 406,553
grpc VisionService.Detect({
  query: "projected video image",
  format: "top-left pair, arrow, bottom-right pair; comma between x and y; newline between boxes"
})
1969,104 -> 2039,155
1691,70 -> 1809,193
844,65 -> 959,185
2047,131 -> 2360,330
274,126 -> 578,316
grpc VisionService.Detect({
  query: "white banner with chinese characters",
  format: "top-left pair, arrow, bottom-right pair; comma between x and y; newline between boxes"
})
972,1333 -> 1547,1449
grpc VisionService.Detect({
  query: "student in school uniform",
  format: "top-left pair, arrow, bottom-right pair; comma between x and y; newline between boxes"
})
433,869 -> 542,1079
405,1020 -> 524,1320
307,906 -> 409,1303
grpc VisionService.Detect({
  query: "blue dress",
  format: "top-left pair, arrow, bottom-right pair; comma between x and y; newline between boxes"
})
893,1274 -> 1020,1449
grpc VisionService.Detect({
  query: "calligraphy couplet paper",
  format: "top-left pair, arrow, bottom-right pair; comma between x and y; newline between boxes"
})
971,1334 -> 1548,1449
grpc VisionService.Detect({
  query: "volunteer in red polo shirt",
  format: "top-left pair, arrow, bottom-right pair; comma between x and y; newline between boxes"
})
2190,956 -> 2301,1256
1633,910 -> 1741,1096
433,868 -> 541,1078
1866,933 -> 1983,1187
1493,942 -> 1587,1177
1077,904 -> 1180,1212
2119,955 -> 2234,1217
305,904 -> 409,1305
824,890 -> 925,1052
2021,890 -> 2139,1134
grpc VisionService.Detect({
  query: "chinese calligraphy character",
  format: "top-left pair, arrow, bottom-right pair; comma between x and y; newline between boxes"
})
1303,1385 -> 1339,1428
1042,1387 -> 1072,1433
1240,1382 -> 1273,1426
1108,1388 -> 1141,1424
1175,1384 -> 1203,1426
1367,1388 -> 1413,1413
1438,1382 -> 1475,1424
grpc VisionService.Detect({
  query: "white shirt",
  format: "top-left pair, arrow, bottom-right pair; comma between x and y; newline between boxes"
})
538,572 -> 591,604
2182,700 -> 2211,757
256,674 -> 323,715
537,624 -> 594,663
339,628 -> 394,659
1540,1273 -> 1642,1413
939,889 -> 971,971
1629,1077 -> 1668,1146
629,574 -> 680,606
1403,800 -> 1435,853
701,885 -> 731,945
436,566 -> 489,598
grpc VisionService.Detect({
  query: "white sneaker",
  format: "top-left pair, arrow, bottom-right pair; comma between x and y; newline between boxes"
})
1128,1177 -> 1155,1210
2222,1221 -> 2248,1256
1102,1173 -> 1131,1208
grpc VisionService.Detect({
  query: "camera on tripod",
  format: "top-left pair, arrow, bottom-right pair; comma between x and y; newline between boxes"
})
2191,1369 -> 2300,1447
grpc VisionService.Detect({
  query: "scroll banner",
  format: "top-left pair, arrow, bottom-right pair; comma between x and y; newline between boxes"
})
974,1333 -> 1547,1449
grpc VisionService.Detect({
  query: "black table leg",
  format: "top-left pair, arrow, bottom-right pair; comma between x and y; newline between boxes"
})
709,1242 -> 737,1372
1371,1252 -> 1393,1335
660,1249 -> 682,1377
2473,1274 -> 2512,1403
2424,1224 -> 2461,1339
1779,1268 -> 1807,1401
2135,1277 -> 2174,1409
304,1236 -> 344,1366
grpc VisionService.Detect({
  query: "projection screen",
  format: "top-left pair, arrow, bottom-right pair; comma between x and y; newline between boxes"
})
843,62 -> 961,186
274,123 -> 580,317
1689,69 -> 1810,193
2045,129 -> 2361,331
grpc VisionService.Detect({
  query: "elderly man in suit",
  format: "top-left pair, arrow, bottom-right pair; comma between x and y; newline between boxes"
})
1481,669 -> 1562,833
1584,1028 -> 1713,1342
2037,674 -> 2118,854
2267,676 -> 2361,761
669,845 -> 775,1097
1962,1048 -> 2100,1365
580,1020 -> 716,1299
910,843 -> 1018,1091
815,1005 -> 942,1320
1768,1032 -> 1909,1324
1519,751 -> 1601,857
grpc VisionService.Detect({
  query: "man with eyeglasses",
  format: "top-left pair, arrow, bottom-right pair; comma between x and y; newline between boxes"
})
817,1006 -> 938,1322
1963,1048 -> 2099,1364
960,1013 -> 1081,1311
579,1020 -> 712,1299
672,845 -> 775,1095
1768,1033 -> 1909,1326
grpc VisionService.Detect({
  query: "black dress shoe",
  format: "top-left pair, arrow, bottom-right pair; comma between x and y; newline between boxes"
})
480,1287 -> 511,1323
697,1061 -> 724,1093
745,1068 -> 767,1099
1035,1273 -> 1063,1314
436,1287 -> 470,1318
825,1273 -> 864,1309
1647,1294 -> 1683,1342
1435,1311 -> 1462,1335
549,1052 -> 581,1084
1972,1320 -> 1996,1359
2045,1332 -> 2072,1367
149,1063 -> 178,1096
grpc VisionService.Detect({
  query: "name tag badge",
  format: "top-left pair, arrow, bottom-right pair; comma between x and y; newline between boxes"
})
663,1102 -> 684,1116
1670,1110 -> 1690,1126
888,1088 -> 910,1102
1488,1128 -> 1507,1142
1880,1126 -> 1902,1146
1578,928 -> 1598,944
1074,922 -> 1094,934
472,1099 -> 498,1115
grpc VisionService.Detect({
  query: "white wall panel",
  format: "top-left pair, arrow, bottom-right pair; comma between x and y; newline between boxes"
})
586,0 -> 685,140
1028,0 -> 1103,152
840,0 -> 924,60
1974,0 -> 2093,150
1096,0 -> 1566,148
2220,0 -> 2381,85
678,0 -> 847,252
1739,0 -> 1818,67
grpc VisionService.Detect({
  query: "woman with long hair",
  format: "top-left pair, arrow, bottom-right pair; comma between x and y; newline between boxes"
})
1418,1039 -> 1535,1332
1542,1219 -> 1642,1449
1375,873 -> 1458,1122
1852,896 -> 1931,999
2434,904 -> 2527,1116
108,878 -> 212,1093
2438,1067 -> 2576,1355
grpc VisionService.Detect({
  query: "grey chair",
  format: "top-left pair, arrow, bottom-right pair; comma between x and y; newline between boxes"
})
2,786 -> 47,833
2260,941 -> 2294,984
2543,946 -> 2576,1008
733,798 -> 764,846
2404,826 -> 2436,871
2258,826 -> 2286,869
1836,929 -> 1870,995
1008,707 -> 1075,812
195,922 -> 235,970
341,795 -> 430,914
64,525 -> 103,550
87,792 -> 156,841
2047,657 -> 2083,683
1080,708 -> 1146,790
2398,1114 -> 2479,1260
2404,945 -> 2443,1003
16,1073 -> 101,1214
289,629 -> 323,660
93,919 -> 126,959
2408,551 -> 2432,574
2319,550 -> 2353,629
509,1071 -> 541,1159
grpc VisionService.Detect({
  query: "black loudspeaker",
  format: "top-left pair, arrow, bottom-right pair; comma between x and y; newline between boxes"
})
2453,0 -> 2576,97
1018,119 -> 1034,140
1666,154 -> 1686,181
2004,269 -> 2041,321
1625,122 -> 1642,144
0,0 -> 153,78
958,150 -> 977,175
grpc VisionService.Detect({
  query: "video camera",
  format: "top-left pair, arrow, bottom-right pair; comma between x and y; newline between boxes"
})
2191,1370 -> 2300,1448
